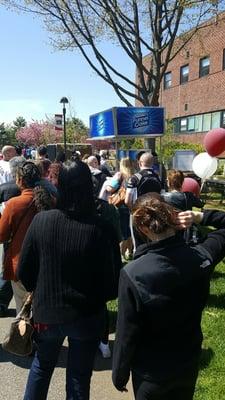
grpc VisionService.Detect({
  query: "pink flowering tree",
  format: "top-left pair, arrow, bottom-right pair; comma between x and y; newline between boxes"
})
16,122 -> 62,146
42,122 -> 63,144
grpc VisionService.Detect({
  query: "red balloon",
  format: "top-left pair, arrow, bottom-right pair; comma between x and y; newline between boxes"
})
204,128 -> 225,157
182,177 -> 200,197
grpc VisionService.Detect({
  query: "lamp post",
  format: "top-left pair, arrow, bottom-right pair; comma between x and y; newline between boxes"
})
60,96 -> 69,157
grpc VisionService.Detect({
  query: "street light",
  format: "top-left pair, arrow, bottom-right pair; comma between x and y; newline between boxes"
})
60,96 -> 69,157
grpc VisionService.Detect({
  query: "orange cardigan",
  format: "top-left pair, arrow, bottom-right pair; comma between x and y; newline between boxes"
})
0,189 -> 37,281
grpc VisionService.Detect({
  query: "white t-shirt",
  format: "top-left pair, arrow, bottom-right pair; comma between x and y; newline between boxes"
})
31,149 -> 37,160
98,177 -> 113,201
126,187 -> 137,205
0,160 -> 12,185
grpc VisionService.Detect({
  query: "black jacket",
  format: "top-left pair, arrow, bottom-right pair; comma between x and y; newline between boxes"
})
112,210 -> 225,390
17,209 -> 122,324
163,191 -> 203,211
0,180 -> 20,203
91,170 -> 107,197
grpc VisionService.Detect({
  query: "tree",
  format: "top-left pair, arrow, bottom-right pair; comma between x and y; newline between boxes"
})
0,123 -> 7,147
156,119 -> 204,168
12,116 -> 27,131
2,1 -> 224,106
16,121 -> 62,146
9,116 -> 27,144
0,122 -> 19,146
120,138 -> 144,150
66,117 -> 88,143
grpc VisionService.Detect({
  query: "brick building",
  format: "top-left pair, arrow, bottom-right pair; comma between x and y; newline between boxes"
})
142,13 -> 225,146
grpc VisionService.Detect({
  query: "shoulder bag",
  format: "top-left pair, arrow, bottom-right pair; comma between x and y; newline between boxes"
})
2,293 -> 34,356
108,186 -> 126,207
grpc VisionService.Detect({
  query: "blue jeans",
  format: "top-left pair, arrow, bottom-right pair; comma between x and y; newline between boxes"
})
24,311 -> 104,400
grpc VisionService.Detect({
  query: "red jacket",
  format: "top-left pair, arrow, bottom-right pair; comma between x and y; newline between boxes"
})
0,189 -> 36,281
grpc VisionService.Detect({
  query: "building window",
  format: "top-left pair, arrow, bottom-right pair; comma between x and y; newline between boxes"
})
173,119 -> 180,134
164,72 -> 172,89
195,115 -> 203,132
203,113 -> 211,131
180,64 -> 189,84
222,111 -> 225,127
199,56 -> 210,77
184,103 -> 188,111
188,116 -> 195,131
180,118 -> 187,132
223,49 -> 225,70
172,111 -> 225,134
211,112 -> 221,129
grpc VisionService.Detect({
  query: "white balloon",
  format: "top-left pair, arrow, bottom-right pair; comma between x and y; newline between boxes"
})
192,152 -> 218,180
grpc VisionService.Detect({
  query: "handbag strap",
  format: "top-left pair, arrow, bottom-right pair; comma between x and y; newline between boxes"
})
18,292 -> 33,319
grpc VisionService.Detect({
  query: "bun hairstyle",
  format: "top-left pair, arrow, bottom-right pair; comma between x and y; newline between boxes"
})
16,161 -> 53,211
132,193 -> 178,236
16,161 -> 41,188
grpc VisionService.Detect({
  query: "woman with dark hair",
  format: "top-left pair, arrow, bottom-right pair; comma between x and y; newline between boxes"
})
17,160 -> 121,400
35,159 -> 58,198
0,161 -> 52,313
113,194 -> 225,399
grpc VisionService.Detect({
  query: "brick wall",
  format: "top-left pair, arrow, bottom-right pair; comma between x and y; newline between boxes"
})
142,14 -> 225,120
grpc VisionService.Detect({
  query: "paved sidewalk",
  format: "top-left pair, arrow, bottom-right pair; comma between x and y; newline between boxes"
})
0,301 -> 133,399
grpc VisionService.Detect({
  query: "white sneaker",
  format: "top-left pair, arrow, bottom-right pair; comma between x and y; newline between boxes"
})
99,342 -> 111,358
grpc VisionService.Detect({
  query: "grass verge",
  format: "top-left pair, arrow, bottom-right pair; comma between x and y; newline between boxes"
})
194,259 -> 225,399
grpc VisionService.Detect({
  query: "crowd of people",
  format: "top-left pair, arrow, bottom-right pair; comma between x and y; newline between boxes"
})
0,143 -> 224,400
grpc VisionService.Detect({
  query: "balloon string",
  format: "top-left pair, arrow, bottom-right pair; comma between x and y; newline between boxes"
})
200,156 -> 217,191
200,179 -> 205,194
203,162 -> 213,182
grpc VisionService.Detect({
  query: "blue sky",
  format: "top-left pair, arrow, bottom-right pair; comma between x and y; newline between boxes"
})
0,7 -> 134,127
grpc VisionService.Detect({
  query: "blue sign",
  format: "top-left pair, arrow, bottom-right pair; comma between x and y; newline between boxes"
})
116,150 -> 128,160
89,107 -> 164,139
128,150 -> 138,161
89,108 -> 115,139
117,107 -> 164,136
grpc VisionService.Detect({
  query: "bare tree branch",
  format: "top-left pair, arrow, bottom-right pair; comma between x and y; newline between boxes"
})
1,0 -> 224,106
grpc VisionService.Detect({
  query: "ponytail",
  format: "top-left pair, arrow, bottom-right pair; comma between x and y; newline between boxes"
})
33,186 -> 54,212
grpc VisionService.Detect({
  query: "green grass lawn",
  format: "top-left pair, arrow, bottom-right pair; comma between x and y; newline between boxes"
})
194,259 -> 225,399
108,199 -> 225,399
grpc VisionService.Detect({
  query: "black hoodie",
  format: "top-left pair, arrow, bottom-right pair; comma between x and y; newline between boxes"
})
112,210 -> 225,390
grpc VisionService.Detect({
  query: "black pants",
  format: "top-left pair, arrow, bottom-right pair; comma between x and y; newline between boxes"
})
101,304 -> 109,344
132,366 -> 199,400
